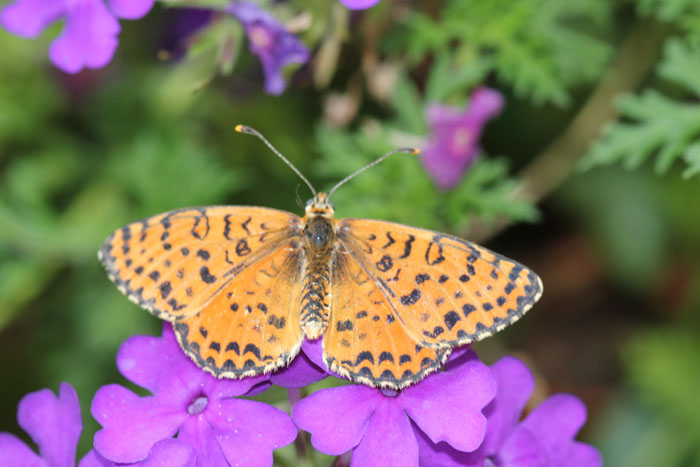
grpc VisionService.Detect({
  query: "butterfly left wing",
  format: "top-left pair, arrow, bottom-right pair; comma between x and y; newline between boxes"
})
173,239 -> 306,377
336,218 -> 542,349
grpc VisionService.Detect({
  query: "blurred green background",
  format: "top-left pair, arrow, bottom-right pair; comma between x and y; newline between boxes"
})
1,1 -> 700,465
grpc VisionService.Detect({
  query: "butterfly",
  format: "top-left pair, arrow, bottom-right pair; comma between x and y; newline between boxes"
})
99,125 -> 542,389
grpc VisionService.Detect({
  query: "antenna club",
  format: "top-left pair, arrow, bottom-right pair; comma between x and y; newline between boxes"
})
234,124 -> 244,133
411,147 -> 420,155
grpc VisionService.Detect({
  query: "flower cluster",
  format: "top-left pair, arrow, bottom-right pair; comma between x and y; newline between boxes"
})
0,323 -> 600,466
0,0 -> 309,94
0,0 -> 155,74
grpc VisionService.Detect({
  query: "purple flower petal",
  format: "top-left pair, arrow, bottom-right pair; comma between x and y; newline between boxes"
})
228,1 -> 309,95
79,440 -> 196,467
92,384 -> 186,463
0,0 -> 63,37
293,384 -> 378,455
422,87 -> 504,190
17,382 -> 82,467
415,426 -> 481,467
339,0 -> 381,10
497,425 -> 547,466
107,0 -> 154,19
351,399 -> 419,467
480,356 -> 535,455
520,394 -> 600,466
269,350 -> 327,388
560,442 -> 604,467
302,337 -> 325,369
177,417 -> 230,466
207,398 -> 297,466
0,432 -> 45,467
401,350 -> 495,452
48,0 -> 120,74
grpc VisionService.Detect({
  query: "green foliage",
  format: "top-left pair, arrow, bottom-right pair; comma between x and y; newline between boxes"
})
581,39 -> 700,176
396,0 -> 612,107
623,325 -> 700,463
635,0 -> 700,43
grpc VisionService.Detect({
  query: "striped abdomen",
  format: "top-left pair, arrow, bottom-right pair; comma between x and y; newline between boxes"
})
300,259 -> 332,339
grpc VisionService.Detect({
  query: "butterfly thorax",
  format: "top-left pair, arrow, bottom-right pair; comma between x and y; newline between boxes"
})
300,194 -> 336,339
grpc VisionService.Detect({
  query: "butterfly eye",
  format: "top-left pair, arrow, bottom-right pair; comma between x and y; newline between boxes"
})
305,198 -> 314,208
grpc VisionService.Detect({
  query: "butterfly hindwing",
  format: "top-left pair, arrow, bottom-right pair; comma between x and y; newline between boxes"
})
173,239 -> 306,377
99,206 -> 301,321
337,218 -> 543,348
324,246 -> 450,389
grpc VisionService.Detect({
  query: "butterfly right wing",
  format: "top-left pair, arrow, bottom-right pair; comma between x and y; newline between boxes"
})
323,245 -> 450,389
99,206 -> 302,321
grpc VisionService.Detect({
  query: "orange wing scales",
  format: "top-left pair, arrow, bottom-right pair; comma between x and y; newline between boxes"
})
338,218 -> 543,350
173,242 -> 305,377
99,207 -> 301,321
323,248 -> 449,389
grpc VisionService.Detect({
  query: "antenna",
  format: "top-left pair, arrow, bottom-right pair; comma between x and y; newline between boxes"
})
235,125 -> 317,197
327,147 -> 419,199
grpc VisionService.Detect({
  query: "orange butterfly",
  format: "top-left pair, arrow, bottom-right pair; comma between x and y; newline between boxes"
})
99,125 -> 542,389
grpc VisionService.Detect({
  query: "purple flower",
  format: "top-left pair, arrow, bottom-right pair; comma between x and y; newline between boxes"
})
227,1 -> 310,95
422,87 -> 504,190
0,0 -> 154,74
417,356 -> 602,466
0,382 -> 82,467
269,337 -> 328,388
91,323 -> 298,466
339,0 -> 381,9
292,349 -> 496,466
80,439 -> 196,467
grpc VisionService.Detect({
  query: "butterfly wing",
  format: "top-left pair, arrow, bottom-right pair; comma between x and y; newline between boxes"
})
336,218 -> 542,349
99,206 -> 302,321
172,239 -> 305,377
324,245 -> 450,389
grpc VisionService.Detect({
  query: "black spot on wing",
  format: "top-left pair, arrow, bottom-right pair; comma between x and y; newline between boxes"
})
400,289 -> 421,306
200,266 -> 216,284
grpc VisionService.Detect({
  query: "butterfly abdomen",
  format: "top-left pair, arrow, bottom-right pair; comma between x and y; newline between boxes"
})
300,260 -> 332,339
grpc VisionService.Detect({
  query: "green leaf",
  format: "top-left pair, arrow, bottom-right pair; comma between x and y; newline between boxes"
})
396,0 -> 612,107
580,39 -> 700,176
682,142 -> 700,178
424,52 -> 492,103
635,0 -> 700,43
444,157 -> 539,232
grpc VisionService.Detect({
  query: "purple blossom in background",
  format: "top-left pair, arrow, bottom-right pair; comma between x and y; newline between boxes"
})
0,382 -> 82,467
227,1 -> 310,95
91,323 -> 297,466
418,356 -> 602,467
422,87 -> 504,190
293,349 -> 496,466
339,0 -> 381,9
0,0 -> 154,74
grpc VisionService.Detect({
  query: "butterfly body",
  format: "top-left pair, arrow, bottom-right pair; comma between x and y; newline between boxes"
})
100,192 -> 542,389
299,211 -> 335,339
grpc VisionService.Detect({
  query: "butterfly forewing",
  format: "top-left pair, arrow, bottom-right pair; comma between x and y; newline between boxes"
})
325,247 -> 450,388
337,218 -> 543,348
173,239 -> 306,377
99,206 -> 302,321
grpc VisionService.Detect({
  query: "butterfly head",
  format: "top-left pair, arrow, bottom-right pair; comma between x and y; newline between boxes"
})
305,192 -> 335,218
